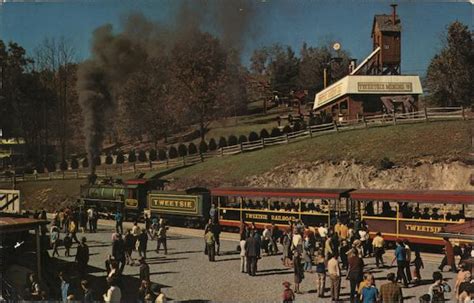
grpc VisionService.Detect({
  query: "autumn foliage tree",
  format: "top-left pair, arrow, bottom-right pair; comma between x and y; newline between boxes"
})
426,21 -> 474,107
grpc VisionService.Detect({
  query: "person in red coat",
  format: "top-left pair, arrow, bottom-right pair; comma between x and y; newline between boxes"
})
282,281 -> 295,303
439,237 -> 457,273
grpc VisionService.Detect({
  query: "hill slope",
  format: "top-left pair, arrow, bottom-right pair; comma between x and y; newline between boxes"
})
166,120 -> 472,187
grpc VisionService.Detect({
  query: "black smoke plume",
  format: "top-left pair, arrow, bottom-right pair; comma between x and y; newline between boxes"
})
77,1 -> 258,172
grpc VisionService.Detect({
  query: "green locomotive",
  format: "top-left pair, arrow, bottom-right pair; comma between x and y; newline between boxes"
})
80,173 -> 211,226
80,172 -> 165,221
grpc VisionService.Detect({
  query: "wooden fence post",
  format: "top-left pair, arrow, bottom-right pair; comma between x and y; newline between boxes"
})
424,107 -> 429,122
308,127 -> 313,137
392,111 -> 397,125
333,121 -> 339,132
133,163 -> 136,172
183,156 -> 186,166
240,143 -> 244,152
462,106 -> 466,120
261,138 -> 265,148
362,116 -> 367,128
166,159 -> 169,168
221,147 -> 224,156
285,133 -> 289,143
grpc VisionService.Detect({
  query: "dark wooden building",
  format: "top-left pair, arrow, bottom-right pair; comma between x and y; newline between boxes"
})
369,4 -> 401,75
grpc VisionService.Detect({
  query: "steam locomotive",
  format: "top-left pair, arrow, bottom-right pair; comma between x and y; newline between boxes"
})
79,173 -> 211,227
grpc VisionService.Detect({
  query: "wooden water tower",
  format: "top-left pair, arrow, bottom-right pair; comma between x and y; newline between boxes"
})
370,4 -> 401,75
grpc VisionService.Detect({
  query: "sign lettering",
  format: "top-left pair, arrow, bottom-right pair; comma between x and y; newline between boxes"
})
149,195 -> 198,214
405,224 -> 442,233
317,83 -> 343,106
358,82 -> 412,92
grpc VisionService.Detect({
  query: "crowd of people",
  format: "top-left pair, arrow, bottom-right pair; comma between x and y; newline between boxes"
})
21,206 -> 474,303
224,218 -> 474,303
23,208 -> 169,302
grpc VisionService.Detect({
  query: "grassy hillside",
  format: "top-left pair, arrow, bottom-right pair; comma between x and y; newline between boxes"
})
8,119 -> 472,210
167,120 -> 472,184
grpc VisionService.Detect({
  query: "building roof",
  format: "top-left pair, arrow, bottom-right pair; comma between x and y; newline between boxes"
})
349,189 -> 474,204
313,75 -> 423,110
0,216 -> 49,234
372,15 -> 401,34
211,187 -> 353,199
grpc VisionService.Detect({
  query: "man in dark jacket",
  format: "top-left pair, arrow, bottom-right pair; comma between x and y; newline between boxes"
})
112,234 -> 126,273
245,231 -> 261,276
347,249 -> 364,303
76,237 -> 90,278
139,257 -> 150,283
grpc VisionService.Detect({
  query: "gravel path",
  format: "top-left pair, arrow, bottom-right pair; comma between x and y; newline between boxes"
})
50,221 -> 460,302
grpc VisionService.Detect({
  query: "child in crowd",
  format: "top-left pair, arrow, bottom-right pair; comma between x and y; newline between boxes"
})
64,233 -> 72,257
282,281 -> 295,303
412,249 -> 424,285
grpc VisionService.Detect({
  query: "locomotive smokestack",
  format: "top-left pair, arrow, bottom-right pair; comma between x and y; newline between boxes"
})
390,4 -> 397,25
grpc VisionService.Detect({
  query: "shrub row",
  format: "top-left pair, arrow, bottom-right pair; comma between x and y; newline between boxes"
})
46,119 -> 327,170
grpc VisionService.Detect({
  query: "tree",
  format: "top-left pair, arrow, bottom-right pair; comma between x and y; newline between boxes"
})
82,157 -> 89,168
188,142 -> 198,155
260,129 -> 269,139
168,146 -> 178,159
271,127 -> 281,137
218,137 -> 227,148
158,149 -> 167,161
105,154 -> 113,165
60,160 -> 68,171
138,150 -> 147,162
116,151 -> 125,164
426,21 -> 473,107
149,149 -> 157,161
248,131 -> 259,142
128,151 -> 136,163
171,32 -> 230,141
283,125 -> 292,133
178,144 -> 188,157
93,156 -> 101,167
121,56 -> 178,148
33,37 -> 77,163
228,135 -> 238,146
208,138 -> 217,151
199,141 -> 208,154
71,157 -> 79,169
238,134 -> 248,143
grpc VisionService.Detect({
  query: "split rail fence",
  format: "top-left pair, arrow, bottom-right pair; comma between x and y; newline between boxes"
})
0,107 -> 468,183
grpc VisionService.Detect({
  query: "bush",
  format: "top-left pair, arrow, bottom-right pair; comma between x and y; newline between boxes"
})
128,151 -> 136,163
283,125 -> 292,134
71,158 -> 79,169
218,137 -> 227,148
93,156 -> 101,166
158,149 -> 167,161
35,162 -> 45,173
24,166 -> 34,174
260,129 -> 270,139
168,146 -> 178,159
178,144 -> 188,157
60,160 -> 68,171
105,154 -> 114,165
380,157 -> 394,170
188,142 -> 198,155
228,135 -> 238,146
138,150 -> 147,162
82,157 -> 89,168
238,135 -> 248,143
199,141 -> 208,154
248,131 -> 259,142
293,121 -> 301,132
149,149 -> 157,161
116,151 -> 125,164
208,138 -> 217,151
271,127 -> 281,137
46,157 -> 56,172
